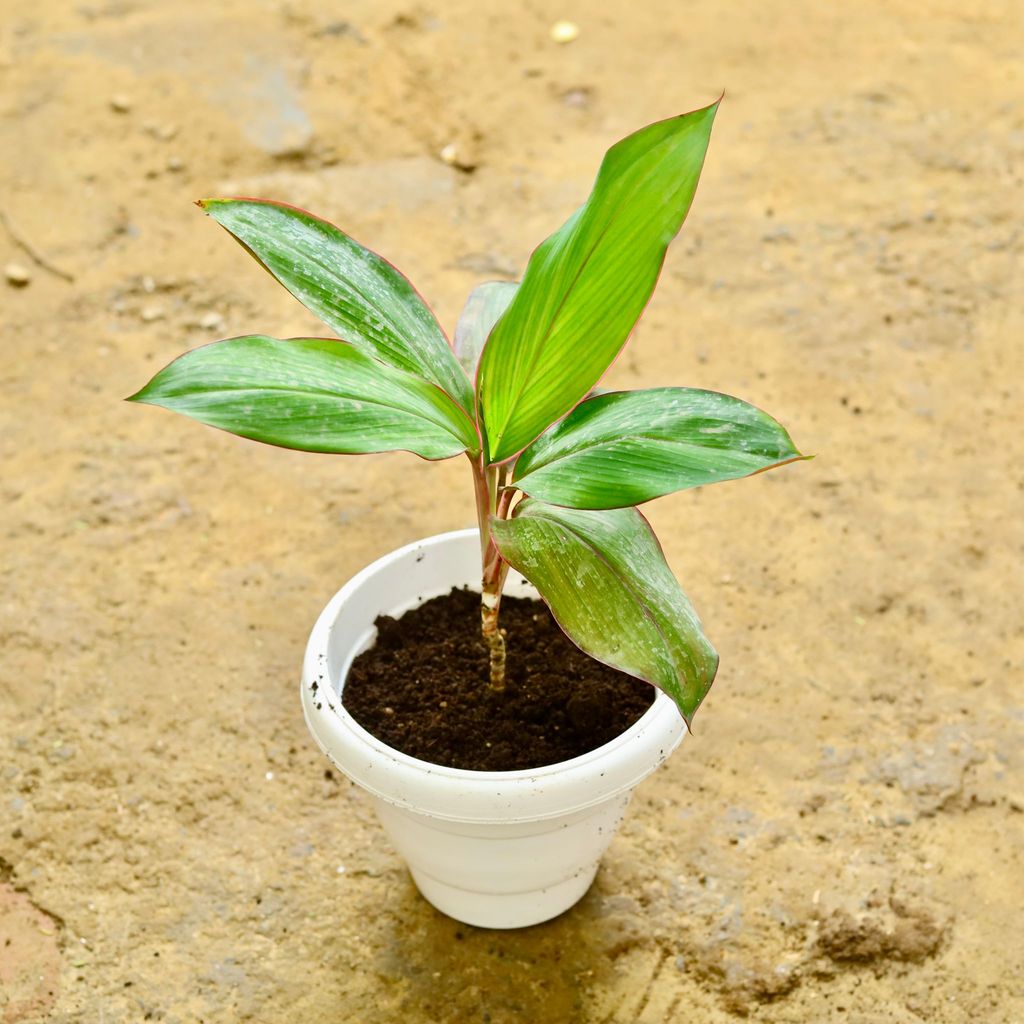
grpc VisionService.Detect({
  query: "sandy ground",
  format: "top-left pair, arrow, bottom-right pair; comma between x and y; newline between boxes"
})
2,1 -> 1022,1021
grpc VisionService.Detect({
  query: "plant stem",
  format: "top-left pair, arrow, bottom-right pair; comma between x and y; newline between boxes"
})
471,456 -> 512,692
481,552 -> 506,692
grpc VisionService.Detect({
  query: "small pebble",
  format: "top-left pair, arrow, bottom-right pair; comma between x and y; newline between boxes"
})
5,263 -> 30,287
562,87 -> 592,109
167,156 -> 184,173
199,311 -> 224,330
140,305 -> 164,323
438,139 -> 479,172
142,121 -> 179,141
110,94 -> 132,114
550,20 -> 580,43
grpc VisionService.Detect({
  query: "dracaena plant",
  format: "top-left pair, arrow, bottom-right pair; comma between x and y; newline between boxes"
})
129,100 -> 806,727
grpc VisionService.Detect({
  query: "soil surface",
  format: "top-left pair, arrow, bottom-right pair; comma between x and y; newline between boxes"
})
2,2 -> 1022,1022
343,589 -> 655,771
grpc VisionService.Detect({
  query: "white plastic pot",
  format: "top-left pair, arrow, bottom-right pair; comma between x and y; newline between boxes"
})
300,528 -> 687,929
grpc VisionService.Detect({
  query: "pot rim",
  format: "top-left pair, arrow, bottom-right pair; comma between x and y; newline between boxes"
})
301,528 -> 687,823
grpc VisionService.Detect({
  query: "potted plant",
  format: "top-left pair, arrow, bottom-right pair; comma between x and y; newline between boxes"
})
130,98 -> 806,928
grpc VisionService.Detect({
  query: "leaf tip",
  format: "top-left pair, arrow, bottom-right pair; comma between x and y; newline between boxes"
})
677,93 -> 723,127
782,450 -> 816,469
678,695 -> 702,735
679,646 -> 720,732
195,198 -> 230,215
125,373 -> 167,406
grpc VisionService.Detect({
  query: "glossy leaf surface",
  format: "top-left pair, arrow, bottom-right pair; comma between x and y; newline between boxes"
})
128,335 -> 478,460
199,199 -> 474,411
477,101 -> 718,462
453,281 -> 518,380
514,387 -> 805,508
491,501 -> 718,723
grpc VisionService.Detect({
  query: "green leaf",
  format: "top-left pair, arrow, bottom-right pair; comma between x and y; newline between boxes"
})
128,335 -> 479,460
453,281 -> 518,380
490,501 -> 718,724
477,100 -> 719,463
199,198 -> 474,412
514,387 -> 806,509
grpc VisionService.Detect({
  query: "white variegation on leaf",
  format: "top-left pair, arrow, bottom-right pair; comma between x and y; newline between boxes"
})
514,387 -> 806,509
200,199 -> 474,412
491,500 -> 719,723
128,335 -> 479,460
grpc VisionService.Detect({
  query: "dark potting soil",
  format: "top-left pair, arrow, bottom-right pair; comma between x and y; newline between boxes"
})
342,587 -> 655,772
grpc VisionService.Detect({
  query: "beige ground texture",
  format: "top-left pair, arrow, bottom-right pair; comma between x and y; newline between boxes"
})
1,1 -> 1022,1021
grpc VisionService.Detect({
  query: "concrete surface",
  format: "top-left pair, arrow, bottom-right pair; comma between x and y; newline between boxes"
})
1,1 -> 1022,1020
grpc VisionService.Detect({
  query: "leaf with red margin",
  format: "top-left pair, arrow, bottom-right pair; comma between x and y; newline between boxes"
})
514,387 -> 807,509
199,198 -> 474,413
477,100 -> 719,463
491,500 -> 718,724
128,335 -> 479,460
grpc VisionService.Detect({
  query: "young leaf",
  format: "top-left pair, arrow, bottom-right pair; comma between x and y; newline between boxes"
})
198,199 -> 474,412
453,281 -> 518,379
490,501 -> 718,724
128,335 -> 479,460
477,100 -> 719,463
514,387 -> 806,509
